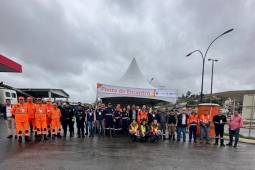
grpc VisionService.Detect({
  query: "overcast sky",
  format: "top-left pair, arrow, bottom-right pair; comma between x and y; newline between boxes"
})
0,0 -> 254,103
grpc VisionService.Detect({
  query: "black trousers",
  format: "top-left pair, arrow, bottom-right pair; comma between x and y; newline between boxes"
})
62,119 -> 74,134
77,121 -> 85,135
215,126 -> 224,138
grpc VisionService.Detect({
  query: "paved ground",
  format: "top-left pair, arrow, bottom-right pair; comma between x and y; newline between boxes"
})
1,118 -> 255,170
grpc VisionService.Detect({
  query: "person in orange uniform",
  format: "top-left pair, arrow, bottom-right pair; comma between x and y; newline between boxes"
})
45,98 -> 53,137
50,102 -> 62,139
188,108 -> 200,143
26,97 -> 36,137
200,110 -> 211,144
11,96 -> 31,143
137,105 -> 148,124
34,98 -> 48,141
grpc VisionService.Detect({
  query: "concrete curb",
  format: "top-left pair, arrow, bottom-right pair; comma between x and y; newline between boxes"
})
223,136 -> 255,144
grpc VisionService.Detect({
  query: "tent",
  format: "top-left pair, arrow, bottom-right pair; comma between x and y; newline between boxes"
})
0,54 -> 22,72
97,58 -> 177,107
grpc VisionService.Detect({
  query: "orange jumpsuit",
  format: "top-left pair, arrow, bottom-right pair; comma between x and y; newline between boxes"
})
45,104 -> 53,131
11,103 -> 30,137
50,108 -> 62,135
34,104 -> 47,135
26,102 -> 36,132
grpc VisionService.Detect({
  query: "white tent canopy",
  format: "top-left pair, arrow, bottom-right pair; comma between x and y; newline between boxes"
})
98,58 -> 177,106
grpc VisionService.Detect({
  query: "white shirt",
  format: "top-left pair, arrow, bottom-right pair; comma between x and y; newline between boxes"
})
182,114 -> 186,125
6,105 -> 12,117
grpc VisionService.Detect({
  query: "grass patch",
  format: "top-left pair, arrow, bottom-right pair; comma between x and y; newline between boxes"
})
224,133 -> 255,140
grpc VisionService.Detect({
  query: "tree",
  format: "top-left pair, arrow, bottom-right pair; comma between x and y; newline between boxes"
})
182,94 -> 185,99
186,91 -> 192,98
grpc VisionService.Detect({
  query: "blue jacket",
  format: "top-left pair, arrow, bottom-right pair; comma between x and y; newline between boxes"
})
113,111 -> 121,120
177,114 -> 189,127
86,109 -> 95,122
105,107 -> 114,117
95,109 -> 105,120
121,112 -> 128,121
75,109 -> 86,122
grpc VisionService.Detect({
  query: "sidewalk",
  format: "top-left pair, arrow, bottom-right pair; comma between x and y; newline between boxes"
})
223,136 -> 255,145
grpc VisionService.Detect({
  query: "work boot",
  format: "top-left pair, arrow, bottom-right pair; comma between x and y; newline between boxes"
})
25,136 -> 31,142
18,136 -> 22,143
213,138 -> 219,145
7,135 -> 13,138
57,133 -> 62,138
44,134 -> 48,140
47,132 -> 51,137
220,139 -> 225,147
173,135 -> 176,141
36,135 -> 42,141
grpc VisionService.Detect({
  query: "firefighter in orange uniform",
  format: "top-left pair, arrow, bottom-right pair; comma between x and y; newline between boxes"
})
137,105 -> 149,125
11,96 -> 31,143
45,98 -> 53,137
26,97 -> 36,137
34,98 -> 48,141
50,102 -> 62,139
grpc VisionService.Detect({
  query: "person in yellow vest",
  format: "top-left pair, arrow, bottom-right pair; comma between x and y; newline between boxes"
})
139,119 -> 150,142
200,110 -> 211,144
129,119 -> 140,142
11,96 -> 31,143
50,102 -> 62,139
150,119 -> 161,143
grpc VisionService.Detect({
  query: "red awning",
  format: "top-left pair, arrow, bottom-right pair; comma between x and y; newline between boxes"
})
0,54 -> 22,73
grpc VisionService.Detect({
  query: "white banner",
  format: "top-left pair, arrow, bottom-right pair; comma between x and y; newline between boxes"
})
155,89 -> 178,98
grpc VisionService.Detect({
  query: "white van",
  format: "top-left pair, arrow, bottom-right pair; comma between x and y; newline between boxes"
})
0,88 -> 18,105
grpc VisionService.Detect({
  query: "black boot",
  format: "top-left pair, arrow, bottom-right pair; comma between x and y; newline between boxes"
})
7,135 -> 13,138
47,131 -> 51,137
78,132 -> 81,138
44,134 -> 48,140
70,132 -> 73,137
220,139 -> 225,147
64,131 -> 67,138
25,136 -> 31,142
57,133 -> 62,138
35,132 -> 38,138
18,136 -> 22,143
173,135 -> 175,140
52,134 -> 56,139
169,135 -> 172,140
213,138 -> 219,145
36,134 -> 41,141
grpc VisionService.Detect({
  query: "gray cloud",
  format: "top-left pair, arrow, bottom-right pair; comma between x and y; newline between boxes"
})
0,0 -> 254,103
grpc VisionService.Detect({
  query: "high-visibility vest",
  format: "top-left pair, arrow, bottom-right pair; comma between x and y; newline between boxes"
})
200,115 -> 211,123
188,114 -> 199,125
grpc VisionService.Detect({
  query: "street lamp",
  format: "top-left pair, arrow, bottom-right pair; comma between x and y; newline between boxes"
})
186,28 -> 234,103
208,59 -> 218,103
159,86 -> 165,89
150,78 -> 154,84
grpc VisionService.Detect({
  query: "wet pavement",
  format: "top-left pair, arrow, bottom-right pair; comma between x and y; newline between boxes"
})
1,118 -> 255,170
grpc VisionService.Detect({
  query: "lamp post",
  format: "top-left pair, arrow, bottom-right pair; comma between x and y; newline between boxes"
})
159,86 -> 165,89
150,78 -> 154,84
186,28 -> 234,103
208,59 -> 218,103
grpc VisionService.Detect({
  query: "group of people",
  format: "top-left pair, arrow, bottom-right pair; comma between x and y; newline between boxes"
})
1,97 -> 244,147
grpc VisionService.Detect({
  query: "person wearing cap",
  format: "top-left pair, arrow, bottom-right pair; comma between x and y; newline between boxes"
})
25,97 -> 36,138
11,96 -> 31,143
121,107 -> 129,136
50,102 -> 62,139
62,102 -> 75,137
150,119 -> 161,143
139,119 -> 150,142
105,103 -> 114,137
187,108 -> 199,143
34,98 -> 48,141
85,105 -> 96,138
75,104 -> 86,138
2,99 -> 17,139
113,106 -> 122,136
148,107 -> 158,125
129,105 -> 138,125
129,119 -> 140,142
45,99 -> 53,137
167,110 -> 177,140
95,103 -> 105,137
158,107 -> 168,140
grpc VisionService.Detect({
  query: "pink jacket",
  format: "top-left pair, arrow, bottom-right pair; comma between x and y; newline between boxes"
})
229,114 -> 243,130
